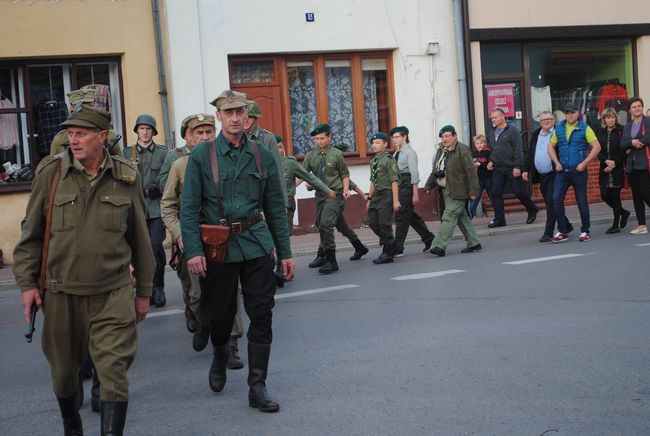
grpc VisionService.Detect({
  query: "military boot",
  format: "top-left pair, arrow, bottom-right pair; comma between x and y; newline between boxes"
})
308,248 -> 327,268
152,287 -> 166,308
349,239 -> 369,260
91,367 -> 101,413
57,394 -> 83,435
228,337 -> 244,370
247,343 -> 280,413
193,325 -> 210,352
318,249 -> 339,274
372,247 -> 395,264
209,343 -> 230,392
100,401 -> 127,436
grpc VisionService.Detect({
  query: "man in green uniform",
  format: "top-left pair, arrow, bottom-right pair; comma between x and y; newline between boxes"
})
181,90 -> 294,413
157,114 -> 195,193
425,125 -> 481,256
366,132 -> 401,264
124,115 -> 169,307
302,123 -> 351,274
13,105 -> 155,435
245,100 -> 288,207
49,88 -> 123,157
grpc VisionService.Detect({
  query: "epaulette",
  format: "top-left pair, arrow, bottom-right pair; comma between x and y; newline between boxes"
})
111,156 -> 138,185
35,155 -> 61,175
260,128 -> 275,140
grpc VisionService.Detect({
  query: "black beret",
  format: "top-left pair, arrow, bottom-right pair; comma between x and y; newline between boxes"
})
438,124 -> 456,137
310,123 -> 331,136
389,126 -> 409,136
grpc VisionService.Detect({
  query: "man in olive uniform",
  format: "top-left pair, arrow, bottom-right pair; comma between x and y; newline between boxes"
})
366,132 -> 401,264
157,114 -> 195,193
181,90 -> 294,413
49,88 -> 123,157
124,115 -> 169,307
425,125 -> 482,256
13,105 -> 155,435
302,123 -> 351,274
390,126 -> 435,255
245,100 -> 288,207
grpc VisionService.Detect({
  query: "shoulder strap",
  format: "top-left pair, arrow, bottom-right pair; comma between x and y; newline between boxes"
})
250,141 -> 265,208
39,160 -> 62,296
208,141 -> 225,220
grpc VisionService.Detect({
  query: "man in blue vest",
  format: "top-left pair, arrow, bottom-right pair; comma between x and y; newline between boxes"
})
547,102 -> 601,242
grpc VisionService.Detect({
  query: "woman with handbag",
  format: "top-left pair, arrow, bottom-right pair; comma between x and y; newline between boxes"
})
621,97 -> 650,234
596,107 -> 630,234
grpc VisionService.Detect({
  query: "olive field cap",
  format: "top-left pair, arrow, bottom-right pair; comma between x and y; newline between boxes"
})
370,132 -> 389,142
563,102 -> 579,113
187,113 -> 216,131
389,126 -> 409,136
67,88 -> 96,105
210,90 -> 248,110
310,123 -> 331,136
133,114 -> 158,135
61,105 -> 112,131
246,100 -> 262,118
438,125 -> 456,137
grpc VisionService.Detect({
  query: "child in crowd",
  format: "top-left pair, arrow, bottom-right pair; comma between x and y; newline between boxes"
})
467,134 -> 494,219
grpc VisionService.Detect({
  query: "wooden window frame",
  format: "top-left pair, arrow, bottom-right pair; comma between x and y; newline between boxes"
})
229,51 -> 396,165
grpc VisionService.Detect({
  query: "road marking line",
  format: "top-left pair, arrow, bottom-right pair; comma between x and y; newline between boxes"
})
635,243 -> 650,247
147,309 -> 184,318
390,269 -> 465,281
275,284 -> 360,300
503,253 -> 584,265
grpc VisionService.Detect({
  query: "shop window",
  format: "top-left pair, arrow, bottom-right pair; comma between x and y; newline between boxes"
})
230,52 -> 395,161
480,43 -> 522,76
0,58 -> 123,192
528,39 -> 634,128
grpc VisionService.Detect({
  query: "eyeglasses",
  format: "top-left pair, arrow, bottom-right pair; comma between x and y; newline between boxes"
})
540,118 -> 554,122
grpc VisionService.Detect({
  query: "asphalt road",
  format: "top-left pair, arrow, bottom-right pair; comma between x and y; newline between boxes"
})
1,223 -> 649,435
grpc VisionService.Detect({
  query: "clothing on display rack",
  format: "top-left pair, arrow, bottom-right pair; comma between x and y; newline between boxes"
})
530,86 -> 552,122
549,79 -> 629,126
36,100 -> 68,155
81,84 -> 111,111
0,97 -> 19,150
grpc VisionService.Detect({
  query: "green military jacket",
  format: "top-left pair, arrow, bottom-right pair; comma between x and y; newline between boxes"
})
157,145 -> 190,192
180,132 -> 291,262
13,149 -> 155,297
282,155 -> 331,197
246,124 -> 288,207
425,140 -> 479,200
49,129 -> 123,157
123,142 -> 169,219
302,145 -> 350,191
370,151 -> 399,191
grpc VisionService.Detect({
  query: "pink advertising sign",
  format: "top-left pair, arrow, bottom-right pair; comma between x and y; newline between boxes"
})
486,84 -> 515,116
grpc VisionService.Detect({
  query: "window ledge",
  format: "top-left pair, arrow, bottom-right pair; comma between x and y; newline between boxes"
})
0,182 -> 32,193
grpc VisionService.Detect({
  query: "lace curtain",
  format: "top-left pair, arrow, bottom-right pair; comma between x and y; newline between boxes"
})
326,66 -> 356,152
363,71 -> 379,144
288,65 -> 317,156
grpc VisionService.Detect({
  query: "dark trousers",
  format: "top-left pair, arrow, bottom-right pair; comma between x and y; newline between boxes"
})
394,175 -> 433,250
147,217 -> 166,290
491,169 -> 537,222
600,186 -> 625,225
553,170 -> 590,234
628,169 -> 650,226
467,177 -> 495,219
287,197 -> 296,236
199,255 -> 276,346
538,172 -> 557,237
368,191 -> 396,252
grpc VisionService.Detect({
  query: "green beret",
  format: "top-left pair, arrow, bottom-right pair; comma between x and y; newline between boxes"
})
438,124 -> 456,137
61,105 -> 111,131
274,134 -> 284,143
310,123 -> 331,136
389,126 -> 409,136
370,132 -> 389,142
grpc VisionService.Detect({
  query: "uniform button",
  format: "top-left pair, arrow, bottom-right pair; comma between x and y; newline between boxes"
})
80,187 -> 86,192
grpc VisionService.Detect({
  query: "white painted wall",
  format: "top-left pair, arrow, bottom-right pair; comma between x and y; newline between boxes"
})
164,0 -> 465,220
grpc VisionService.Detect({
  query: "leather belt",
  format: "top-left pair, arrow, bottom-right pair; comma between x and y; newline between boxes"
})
220,211 -> 264,234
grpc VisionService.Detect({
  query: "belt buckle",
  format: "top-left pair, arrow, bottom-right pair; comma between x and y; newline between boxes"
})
231,221 -> 242,234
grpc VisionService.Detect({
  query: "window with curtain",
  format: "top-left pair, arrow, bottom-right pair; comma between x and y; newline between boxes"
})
287,61 -> 317,156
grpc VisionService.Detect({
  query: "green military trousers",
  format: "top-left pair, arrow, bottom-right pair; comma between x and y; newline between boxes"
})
315,191 -> 342,250
431,193 -> 480,250
42,284 -> 137,401
368,190 -> 396,251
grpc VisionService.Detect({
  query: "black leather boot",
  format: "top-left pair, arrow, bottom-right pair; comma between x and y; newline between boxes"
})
372,247 -> 395,264
57,395 -> 83,435
308,248 -> 327,268
209,343 -> 230,392
91,367 -> 101,413
349,239 -> 369,260
318,249 -> 339,274
100,401 -> 128,436
248,343 -> 280,413
152,287 -> 166,308
228,338 -> 244,370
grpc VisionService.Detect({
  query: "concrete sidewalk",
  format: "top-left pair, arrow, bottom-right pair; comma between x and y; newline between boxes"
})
1,200 -> 643,281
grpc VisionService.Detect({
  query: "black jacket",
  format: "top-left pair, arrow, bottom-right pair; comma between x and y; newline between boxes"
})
523,127 -> 551,184
596,124 -> 625,188
621,115 -> 650,173
487,123 -> 524,171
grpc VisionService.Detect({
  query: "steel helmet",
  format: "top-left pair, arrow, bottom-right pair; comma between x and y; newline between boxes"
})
246,100 -> 262,119
133,114 -> 158,136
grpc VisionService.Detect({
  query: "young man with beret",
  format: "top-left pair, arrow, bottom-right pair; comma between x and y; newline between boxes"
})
181,90 -> 294,413
14,105 -> 155,435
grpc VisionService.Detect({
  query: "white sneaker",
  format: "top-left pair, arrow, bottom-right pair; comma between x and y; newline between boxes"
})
579,232 -> 591,242
630,226 -> 648,235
